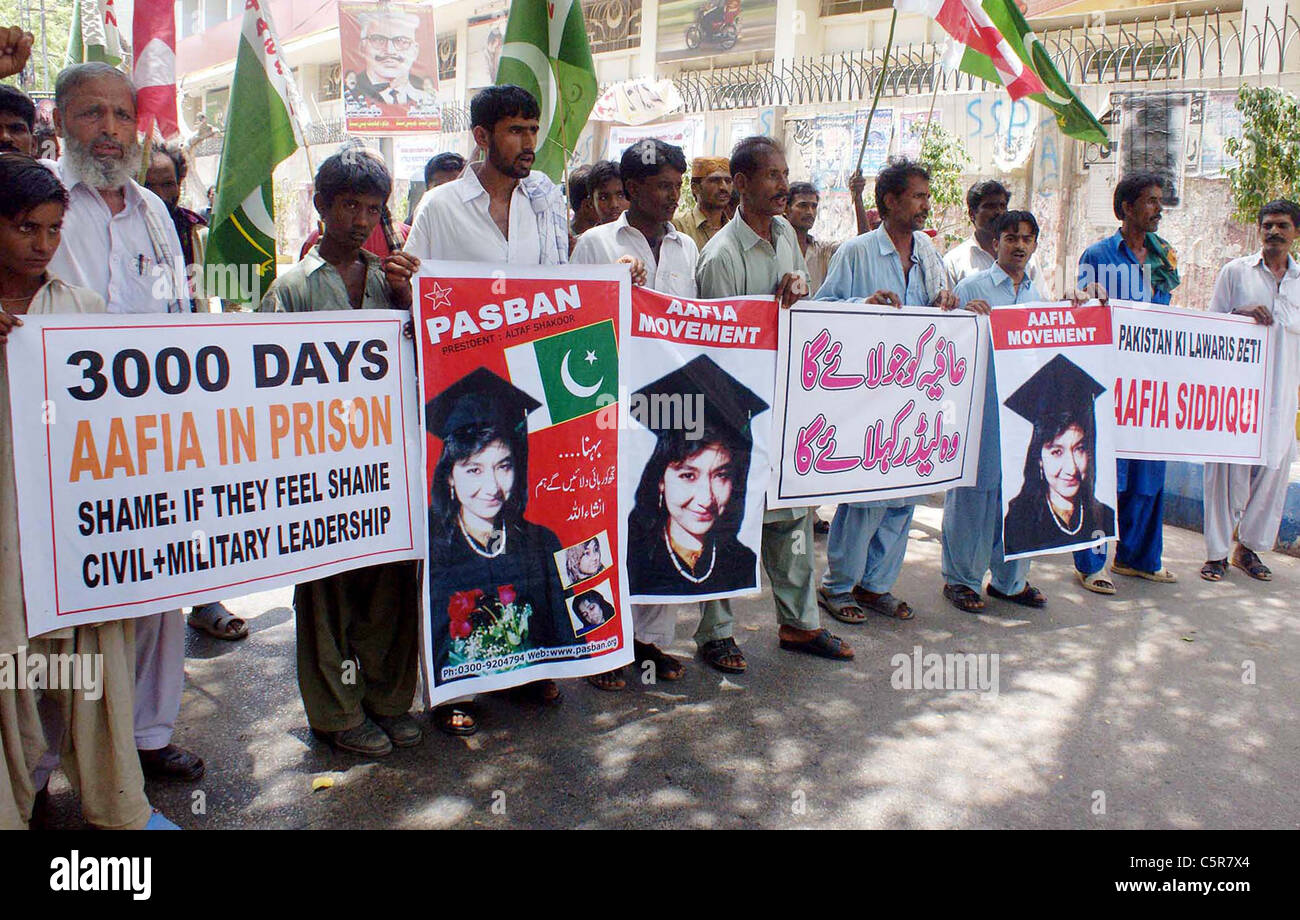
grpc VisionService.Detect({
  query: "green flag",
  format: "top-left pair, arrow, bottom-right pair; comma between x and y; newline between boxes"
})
495,0 -> 598,182
204,0 -> 304,305
66,0 -> 125,67
955,0 -> 1107,144
505,320 -> 619,428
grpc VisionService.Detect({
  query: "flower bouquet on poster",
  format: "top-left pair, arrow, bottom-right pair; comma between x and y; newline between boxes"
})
414,263 -> 633,704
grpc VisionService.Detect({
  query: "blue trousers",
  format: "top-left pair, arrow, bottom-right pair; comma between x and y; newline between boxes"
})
821,501 -> 915,596
941,486 -> 1029,595
1074,489 -> 1164,574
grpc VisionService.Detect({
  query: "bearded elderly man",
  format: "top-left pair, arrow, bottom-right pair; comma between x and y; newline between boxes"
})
43,62 -> 204,786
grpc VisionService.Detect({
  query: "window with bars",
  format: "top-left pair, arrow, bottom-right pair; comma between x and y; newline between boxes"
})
583,0 -> 643,55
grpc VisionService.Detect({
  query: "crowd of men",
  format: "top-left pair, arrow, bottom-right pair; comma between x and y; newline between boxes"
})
1,23 -> 1297,829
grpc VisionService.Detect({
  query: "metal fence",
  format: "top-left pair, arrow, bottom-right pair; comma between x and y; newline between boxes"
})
674,7 -> 1300,112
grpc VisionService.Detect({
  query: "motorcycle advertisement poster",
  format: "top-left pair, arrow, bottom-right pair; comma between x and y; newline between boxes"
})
656,0 -> 777,63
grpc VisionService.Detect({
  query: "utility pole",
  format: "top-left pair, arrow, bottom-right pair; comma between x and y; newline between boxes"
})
39,0 -> 48,90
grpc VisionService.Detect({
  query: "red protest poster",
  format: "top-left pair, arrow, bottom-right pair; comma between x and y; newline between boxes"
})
339,1 -> 441,135
414,264 -> 632,704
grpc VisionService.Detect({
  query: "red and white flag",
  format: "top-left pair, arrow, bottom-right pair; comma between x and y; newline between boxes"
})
133,0 -> 178,137
894,0 -> 1045,100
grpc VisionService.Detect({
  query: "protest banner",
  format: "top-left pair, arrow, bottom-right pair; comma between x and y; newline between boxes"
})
1111,300 -> 1270,465
768,301 -> 988,509
413,263 -> 632,705
7,312 -> 424,636
619,287 -> 778,604
339,1 -> 441,134
990,302 -> 1117,561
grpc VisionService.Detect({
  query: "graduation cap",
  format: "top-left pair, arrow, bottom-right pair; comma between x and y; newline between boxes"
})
1003,353 -> 1106,426
425,367 -> 541,439
633,354 -> 769,445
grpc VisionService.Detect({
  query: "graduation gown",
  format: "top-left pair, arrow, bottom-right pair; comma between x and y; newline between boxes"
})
428,515 -> 575,686
629,525 -> 758,597
1003,491 -> 1116,558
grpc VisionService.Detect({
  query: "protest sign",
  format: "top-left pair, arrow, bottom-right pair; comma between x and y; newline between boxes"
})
1111,301 -> 1270,465
619,287 -> 778,604
990,302 -> 1117,561
7,312 -> 424,636
339,1 -> 441,134
413,264 -> 632,705
768,301 -> 988,509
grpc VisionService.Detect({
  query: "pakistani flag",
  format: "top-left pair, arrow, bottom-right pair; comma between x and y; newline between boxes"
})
204,0 -> 304,305
65,0 -> 125,67
496,0 -> 599,182
505,321 -> 618,429
895,0 -> 1107,143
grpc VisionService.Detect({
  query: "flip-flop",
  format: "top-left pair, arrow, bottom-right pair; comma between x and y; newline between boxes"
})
987,583 -> 1047,608
817,586 -> 868,623
1200,559 -> 1229,582
187,603 -> 249,641
432,704 -> 479,736
779,628 -> 854,660
699,637 -> 747,674
1111,563 -> 1177,583
854,588 -> 914,620
1232,548 -> 1273,581
1076,570 -> 1116,595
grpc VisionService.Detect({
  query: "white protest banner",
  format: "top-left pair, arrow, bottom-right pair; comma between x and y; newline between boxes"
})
619,286 -> 778,604
1111,301 -> 1269,464
990,302 -> 1117,561
605,119 -> 698,162
7,312 -> 424,636
768,301 -> 988,508
414,263 -> 632,705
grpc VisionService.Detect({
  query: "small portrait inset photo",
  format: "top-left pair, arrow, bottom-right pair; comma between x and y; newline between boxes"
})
568,582 -> 617,638
554,531 -> 611,589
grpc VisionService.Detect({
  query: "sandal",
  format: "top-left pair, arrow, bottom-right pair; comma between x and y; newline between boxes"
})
699,637 -> 747,674
507,679 -> 563,706
1111,563 -> 1177,583
779,628 -> 854,660
817,586 -> 868,623
852,587 -> 914,620
1200,558 -> 1229,582
634,640 -> 684,681
1076,570 -> 1116,595
585,667 -> 627,692
1232,547 -> 1272,581
987,583 -> 1047,608
433,704 -> 478,736
187,602 -> 248,641
942,583 -> 985,613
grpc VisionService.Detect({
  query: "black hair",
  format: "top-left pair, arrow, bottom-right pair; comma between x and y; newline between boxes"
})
1259,198 -> 1300,227
150,142 -> 187,184
1113,170 -> 1164,220
470,84 -> 540,132
787,181 -> 818,202
0,85 -> 35,132
429,421 -> 529,546
0,153 -> 69,218
875,157 -> 930,216
628,424 -> 752,551
55,62 -> 135,111
992,209 -> 1039,240
314,148 -> 392,209
424,152 -> 465,185
966,179 -> 1010,215
730,135 -> 783,178
620,138 -> 687,184
587,159 -> 621,194
1018,406 -> 1097,514
568,165 -> 593,210
571,589 -> 615,631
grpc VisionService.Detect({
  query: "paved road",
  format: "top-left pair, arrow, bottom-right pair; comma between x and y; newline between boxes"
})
44,508 -> 1300,829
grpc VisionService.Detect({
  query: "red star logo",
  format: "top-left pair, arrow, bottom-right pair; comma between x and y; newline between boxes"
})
424,281 -> 453,313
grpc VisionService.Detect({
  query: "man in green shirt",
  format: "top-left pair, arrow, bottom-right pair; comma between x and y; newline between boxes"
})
693,135 -> 855,674
261,149 -> 424,757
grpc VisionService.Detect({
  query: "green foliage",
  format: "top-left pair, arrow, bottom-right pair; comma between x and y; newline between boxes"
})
0,0 -> 74,92
1225,85 -> 1300,225
918,120 -> 971,243
677,171 -> 695,218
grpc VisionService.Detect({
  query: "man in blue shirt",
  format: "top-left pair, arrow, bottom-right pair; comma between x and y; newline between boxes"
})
941,211 -> 1049,612
814,158 -> 957,623
1073,170 -> 1179,594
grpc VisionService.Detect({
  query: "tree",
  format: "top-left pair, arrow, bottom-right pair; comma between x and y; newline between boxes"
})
0,0 -> 74,92
918,120 -> 971,243
1225,85 -> 1300,225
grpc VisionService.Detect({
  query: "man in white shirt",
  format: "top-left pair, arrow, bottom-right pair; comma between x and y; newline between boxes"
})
572,138 -> 696,691
405,84 -> 569,266
43,62 -> 204,785
1200,199 -> 1300,584
944,179 -> 1042,290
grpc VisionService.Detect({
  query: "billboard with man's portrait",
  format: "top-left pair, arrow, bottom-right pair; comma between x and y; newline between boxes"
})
339,1 -> 441,135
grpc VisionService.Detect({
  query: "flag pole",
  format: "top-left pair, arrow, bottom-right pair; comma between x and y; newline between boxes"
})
856,7 -> 898,173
